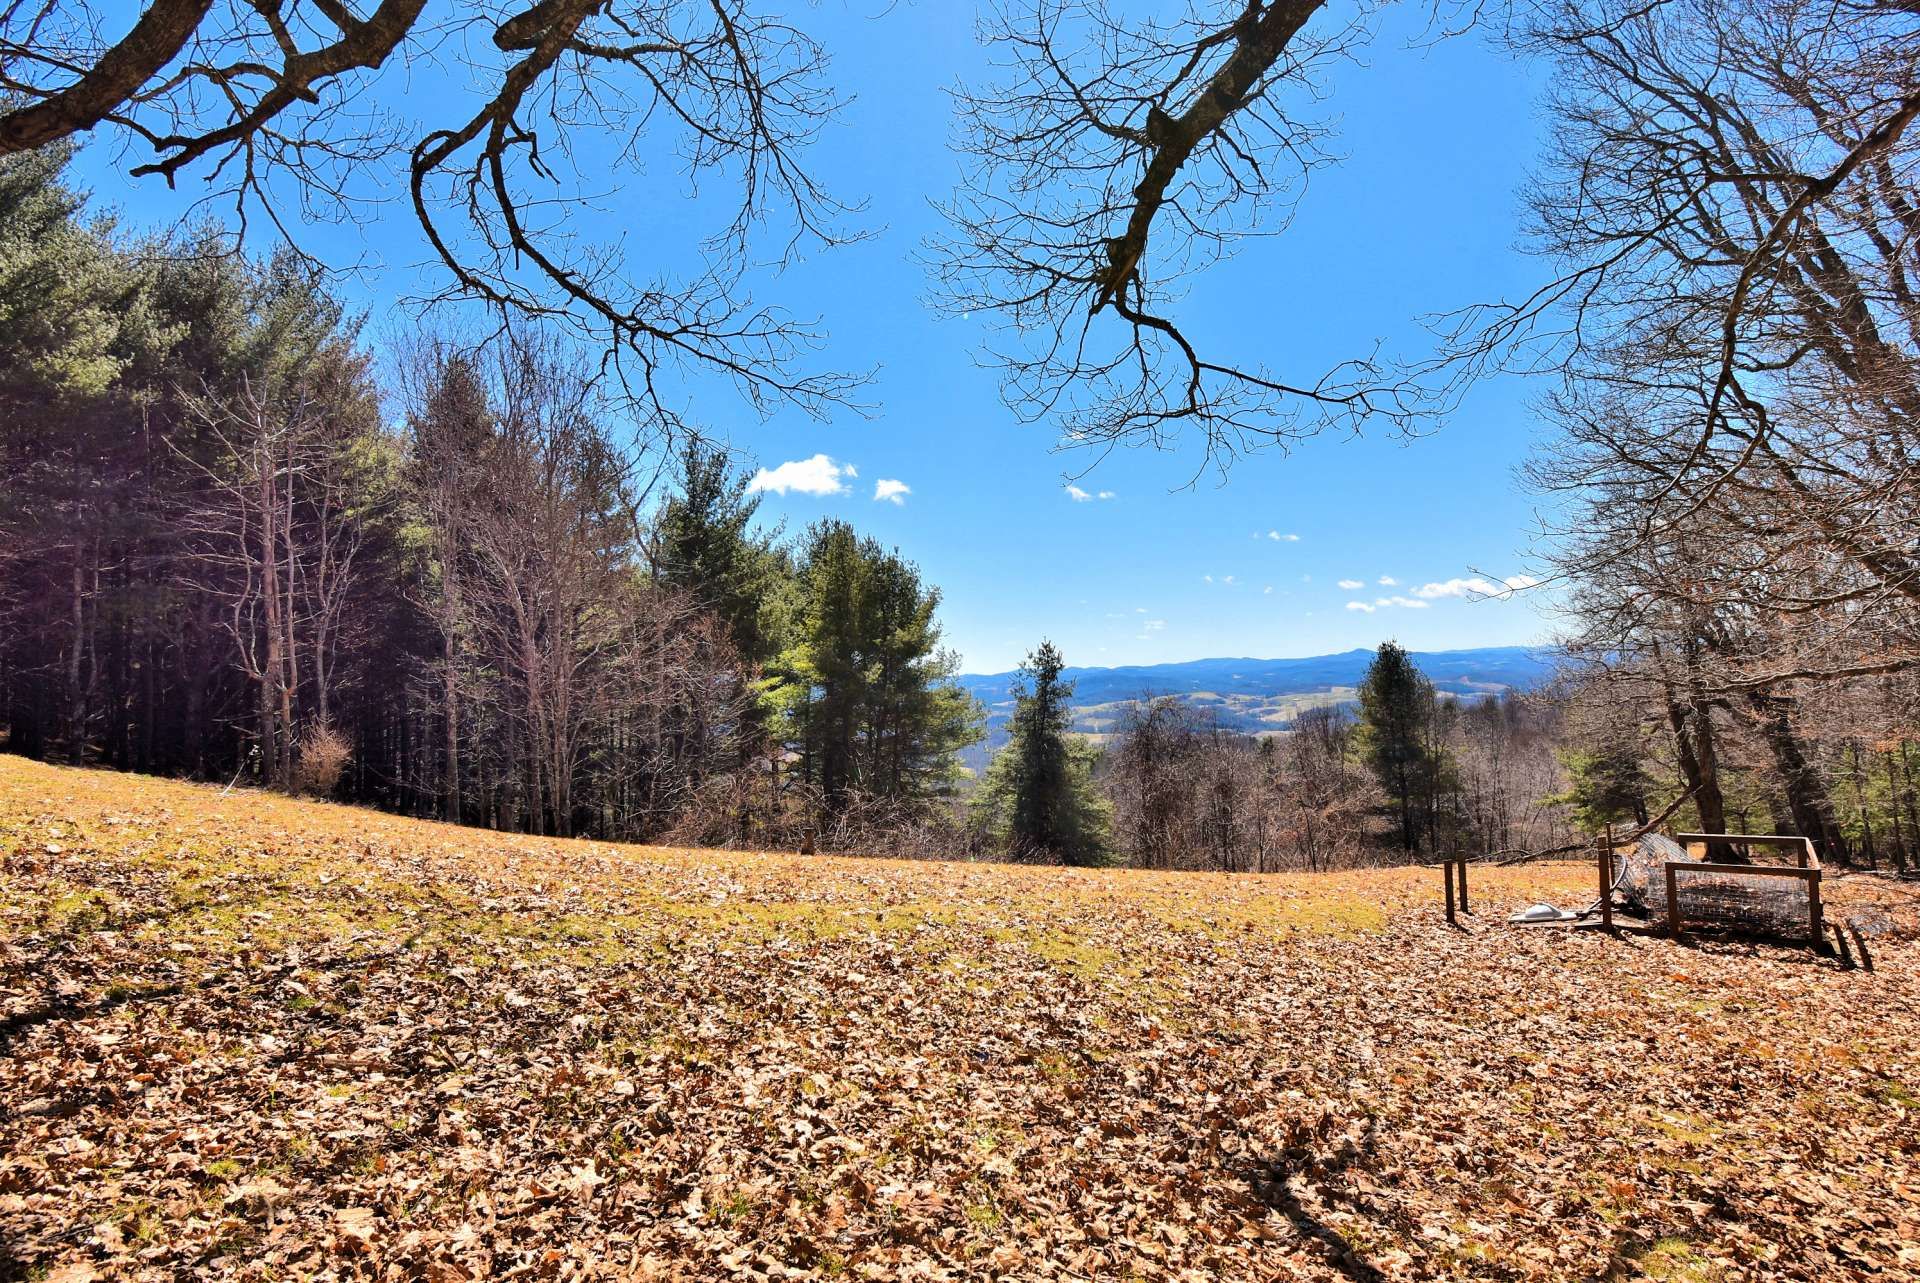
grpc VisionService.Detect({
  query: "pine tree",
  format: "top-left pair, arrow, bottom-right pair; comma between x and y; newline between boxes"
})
767,521 -> 983,816
1550,744 -> 1652,834
1356,640 -> 1443,852
974,640 -> 1110,864
653,441 -> 786,666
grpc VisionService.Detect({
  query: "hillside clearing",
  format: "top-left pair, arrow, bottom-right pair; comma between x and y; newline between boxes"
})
2,759 -> 1917,1282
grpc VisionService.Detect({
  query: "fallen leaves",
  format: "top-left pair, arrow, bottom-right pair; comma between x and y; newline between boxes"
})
2,757 -> 1918,1281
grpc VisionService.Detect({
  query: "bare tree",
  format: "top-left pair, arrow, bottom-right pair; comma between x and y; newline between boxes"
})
935,0 -> 1442,463
1103,697 -> 1388,871
1269,704 -> 1380,870
179,366 -> 381,787
1483,0 -> 1920,596
404,341 -> 495,822
0,1 -> 861,426
1512,0 -> 1920,857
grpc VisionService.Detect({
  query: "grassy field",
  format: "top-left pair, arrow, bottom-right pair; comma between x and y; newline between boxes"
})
3,757 -> 1918,1282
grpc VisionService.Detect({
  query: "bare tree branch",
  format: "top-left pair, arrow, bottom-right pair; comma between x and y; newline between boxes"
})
0,1 -> 862,430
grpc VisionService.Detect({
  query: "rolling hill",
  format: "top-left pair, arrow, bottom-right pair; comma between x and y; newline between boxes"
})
957,644 -> 1559,768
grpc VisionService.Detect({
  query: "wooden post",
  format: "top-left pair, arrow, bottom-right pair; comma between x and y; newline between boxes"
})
1847,920 -> 1874,972
1443,860 -> 1456,925
1665,862 -> 1682,939
1598,828 -> 1614,932
1830,922 -> 1855,969
1456,859 -> 1470,916
1808,868 -> 1824,949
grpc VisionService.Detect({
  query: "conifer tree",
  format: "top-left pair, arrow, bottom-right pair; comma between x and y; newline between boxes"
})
653,441 -> 786,667
973,641 -> 1110,865
1551,743 -> 1652,834
1356,641 -> 1442,852
767,521 -> 982,816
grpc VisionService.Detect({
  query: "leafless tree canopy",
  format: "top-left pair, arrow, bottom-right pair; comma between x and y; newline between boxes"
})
0,0 -> 861,426
1512,0 -> 1920,742
934,0 -> 1451,464
1097,695 -> 1570,870
1485,0 -> 1920,574
1478,0 -> 1920,872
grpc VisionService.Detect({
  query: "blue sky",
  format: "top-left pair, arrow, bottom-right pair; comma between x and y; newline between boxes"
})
69,3 -> 1560,675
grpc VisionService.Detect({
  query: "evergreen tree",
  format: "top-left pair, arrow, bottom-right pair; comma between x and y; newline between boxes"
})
767,521 -> 983,815
1550,744 -> 1652,834
0,143 -> 128,402
973,640 -> 1110,864
1356,640 -> 1444,852
653,440 -> 786,666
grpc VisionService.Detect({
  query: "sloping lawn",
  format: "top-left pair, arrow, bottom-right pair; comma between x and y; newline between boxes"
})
3,757 -> 1917,1281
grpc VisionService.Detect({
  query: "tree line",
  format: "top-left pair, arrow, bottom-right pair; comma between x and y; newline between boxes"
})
0,145 -> 979,851
10,0 -> 1920,872
0,142 -> 1566,868
971,640 -> 1574,871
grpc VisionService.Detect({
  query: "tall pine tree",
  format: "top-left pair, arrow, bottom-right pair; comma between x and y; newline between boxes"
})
1356,641 -> 1443,852
980,641 -> 1109,864
766,521 -> 982,816
653,440 -> 786,667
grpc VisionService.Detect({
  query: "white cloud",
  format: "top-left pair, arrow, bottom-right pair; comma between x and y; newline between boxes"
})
1097,490 -> 1116,500
1135,607 -> 1148,614
1415,576 -> 1501,600
1414,574 -> 1543,601
1202,574 -> 1214,584
1348,595 -> 1430,614
1263,585 -> 1273,595
1267,530 -> 1301,542
1337,578 -> 1366,590
1066,484 -> 1093,502
872,478 -> 911,505
1143,619 -> 1166,631
747,454 -> 853,497
1378,575 -> 1398,586
1223,575 -> 1236,586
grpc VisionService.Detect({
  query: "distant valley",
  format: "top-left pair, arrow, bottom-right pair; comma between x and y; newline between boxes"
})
956,645 -> 1559,770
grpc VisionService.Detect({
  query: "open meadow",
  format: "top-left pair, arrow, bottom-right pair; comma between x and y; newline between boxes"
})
4,757 -> 1919,1282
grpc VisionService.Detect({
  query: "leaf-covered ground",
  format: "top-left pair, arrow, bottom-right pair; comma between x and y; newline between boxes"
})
4,759 -> 1918,1282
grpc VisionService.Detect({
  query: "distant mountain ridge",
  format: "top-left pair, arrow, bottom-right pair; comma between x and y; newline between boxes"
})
955,645 -> 1559,770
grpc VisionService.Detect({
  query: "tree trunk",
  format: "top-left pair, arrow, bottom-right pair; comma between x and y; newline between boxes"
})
1662,676 -> 1731,859
1744,690 -> 1849,863
442,623 -> 461,824
63,553 -> 90,759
